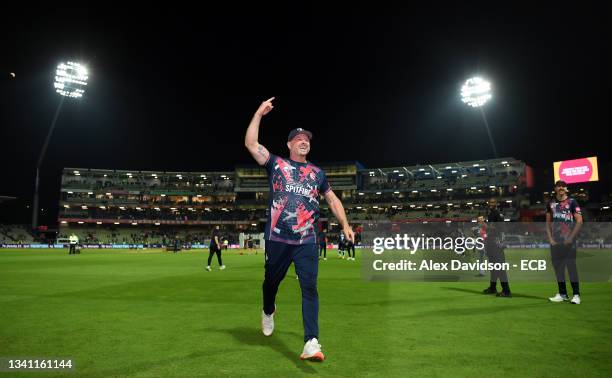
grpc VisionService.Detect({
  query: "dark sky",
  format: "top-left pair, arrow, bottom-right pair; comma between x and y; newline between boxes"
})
0,4 -> 609,225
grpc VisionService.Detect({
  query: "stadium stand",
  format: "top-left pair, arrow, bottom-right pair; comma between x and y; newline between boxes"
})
0,225 -> 35,244
53,158 -> 528,245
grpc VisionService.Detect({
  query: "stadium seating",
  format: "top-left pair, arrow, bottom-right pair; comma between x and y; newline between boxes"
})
0,225 -> 35,243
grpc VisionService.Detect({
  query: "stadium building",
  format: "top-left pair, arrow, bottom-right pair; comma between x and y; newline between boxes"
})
56,158 -> 529,246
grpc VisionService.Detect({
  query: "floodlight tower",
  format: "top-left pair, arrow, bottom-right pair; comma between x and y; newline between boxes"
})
461,77 -> 498,158
32,62 -> 88,229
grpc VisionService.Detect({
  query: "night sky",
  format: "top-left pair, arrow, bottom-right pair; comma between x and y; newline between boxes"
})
0,4 -> 609,225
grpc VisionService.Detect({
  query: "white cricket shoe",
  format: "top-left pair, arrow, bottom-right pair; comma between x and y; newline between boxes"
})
549,293 -> 569,302
220,265 -> 226,270
262,308 -> 275,336
206,266 -> 211,271
300,338 -> 325,361
323,258 -> 327,261
570,295 -> 581,304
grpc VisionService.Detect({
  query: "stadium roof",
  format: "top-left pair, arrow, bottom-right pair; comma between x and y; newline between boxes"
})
358,157 -> 522,173
63,168 -> 234,175
0,195 -> 17,204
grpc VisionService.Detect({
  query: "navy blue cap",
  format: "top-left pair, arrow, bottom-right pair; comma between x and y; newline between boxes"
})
287,128 -> 313,141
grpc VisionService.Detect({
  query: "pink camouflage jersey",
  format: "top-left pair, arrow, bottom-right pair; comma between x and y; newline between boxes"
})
547,197 -> 582,242
264,154 -> 331,244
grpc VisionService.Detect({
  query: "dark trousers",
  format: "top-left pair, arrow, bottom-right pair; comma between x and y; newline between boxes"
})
319,244 -> 326,258
208,247 -> 223,266
69,244 -> 75,254
486,240 -> 510,292
347,244 -> 355,258
263,240 -> 319,342
551,244 -> 580,295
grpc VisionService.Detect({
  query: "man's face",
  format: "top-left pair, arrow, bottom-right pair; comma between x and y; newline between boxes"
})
488,199 -> 497,209
477,215 -> 485,225
555,184 -> 567,197
287,134 -> 311,157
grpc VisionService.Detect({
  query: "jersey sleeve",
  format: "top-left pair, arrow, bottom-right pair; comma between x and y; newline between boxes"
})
320,170 -> 331,194
264,153 -> 277,173
570,199 -> 582,215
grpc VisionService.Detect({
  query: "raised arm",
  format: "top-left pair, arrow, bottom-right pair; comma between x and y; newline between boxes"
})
245,97 -> 275,165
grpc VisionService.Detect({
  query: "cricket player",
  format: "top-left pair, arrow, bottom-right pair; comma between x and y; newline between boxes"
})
245,97 -> 354,361
546,180 -> 583,304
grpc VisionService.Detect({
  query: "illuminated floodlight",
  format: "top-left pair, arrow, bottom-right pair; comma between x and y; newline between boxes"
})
461,77 -> 492,107
54,61 -> 88,98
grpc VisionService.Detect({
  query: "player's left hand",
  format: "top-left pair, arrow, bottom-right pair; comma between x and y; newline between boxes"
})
343,226 -> 355,244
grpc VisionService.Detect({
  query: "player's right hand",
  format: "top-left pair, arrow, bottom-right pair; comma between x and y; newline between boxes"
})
256,97 -> 275,116
343,226 -> 355,244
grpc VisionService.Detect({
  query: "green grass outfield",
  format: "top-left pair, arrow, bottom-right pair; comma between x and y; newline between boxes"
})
1,248 -> 611,377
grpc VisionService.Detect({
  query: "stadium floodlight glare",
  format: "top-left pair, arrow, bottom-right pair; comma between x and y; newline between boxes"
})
54,62 -> 88,98
32,61 -> 90,229
461,76 -> 498,158
461,77 -> 491,108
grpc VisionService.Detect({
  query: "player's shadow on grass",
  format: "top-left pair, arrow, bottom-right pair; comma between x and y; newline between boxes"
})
225,327 -> 318,374
442,287 -> 543,300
